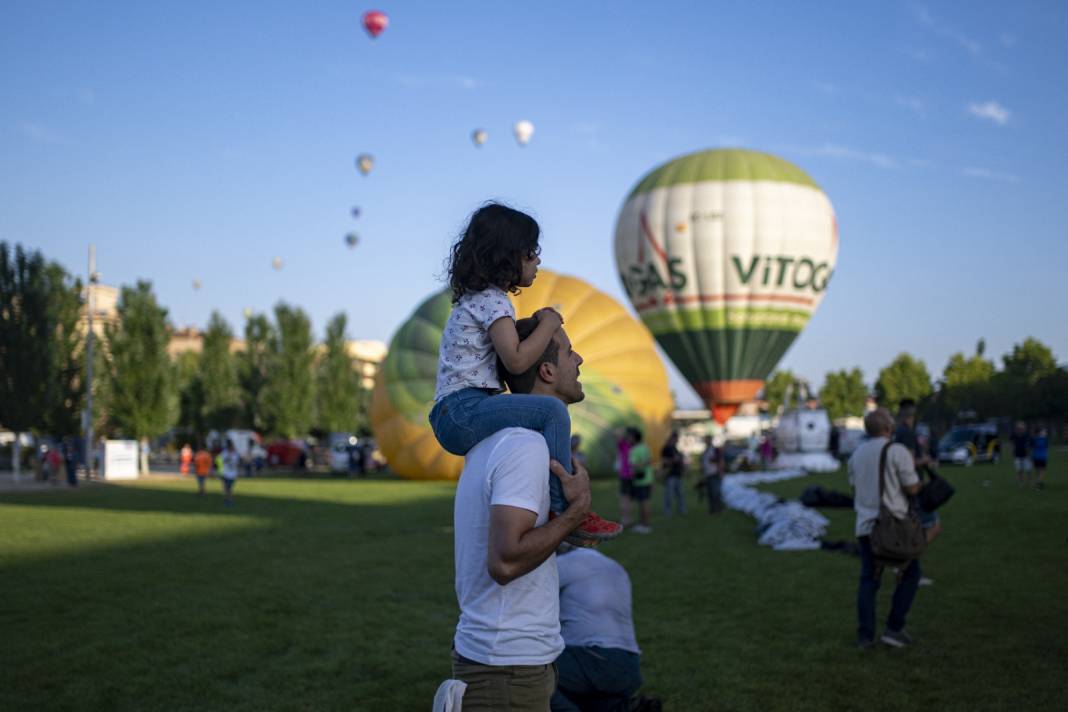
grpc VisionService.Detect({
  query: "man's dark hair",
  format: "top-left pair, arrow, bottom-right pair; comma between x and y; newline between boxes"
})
897,398 -> 917,421
627,426 -> 643,443
499,316 -> 558,394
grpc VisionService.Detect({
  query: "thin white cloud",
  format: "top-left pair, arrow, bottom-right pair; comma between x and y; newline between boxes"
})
47,86 -> 97,105
968,100 -> 1010,126
911,3 -> 982,55
451,75 -> 481,90
781,143 -> 899,170
961,166 -> 1021,183
901,46 -> 936,63
944,28 -> 981,55
895,95 -> 926,114
395,73 -> 483,90
912,4 -> 936,26
16,121 -> 67,144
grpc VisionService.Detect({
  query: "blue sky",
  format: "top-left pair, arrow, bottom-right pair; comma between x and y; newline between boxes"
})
3,1 -> 1066,407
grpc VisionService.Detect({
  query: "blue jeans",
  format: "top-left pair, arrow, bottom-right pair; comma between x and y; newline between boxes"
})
550,646 -> 642,712
857,535 -> 921,642
430,387 -> 571,512
663,476 -> 685,515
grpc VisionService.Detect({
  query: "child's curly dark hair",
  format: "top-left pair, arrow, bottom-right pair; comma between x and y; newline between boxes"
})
447,202 -> 541,302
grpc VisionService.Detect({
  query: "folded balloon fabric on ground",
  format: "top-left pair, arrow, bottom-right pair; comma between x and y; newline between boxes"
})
722,470 -> 830,551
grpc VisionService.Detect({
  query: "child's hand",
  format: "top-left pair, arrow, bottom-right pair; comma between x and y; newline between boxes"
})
534,307 -> 564,328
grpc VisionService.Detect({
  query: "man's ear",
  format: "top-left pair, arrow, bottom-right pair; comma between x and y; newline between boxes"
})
537,359 -> 556,383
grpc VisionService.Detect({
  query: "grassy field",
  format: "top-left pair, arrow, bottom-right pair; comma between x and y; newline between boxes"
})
2,458 -> 1065,711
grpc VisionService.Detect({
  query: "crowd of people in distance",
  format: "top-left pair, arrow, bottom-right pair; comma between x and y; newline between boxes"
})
36,437 -> 80,487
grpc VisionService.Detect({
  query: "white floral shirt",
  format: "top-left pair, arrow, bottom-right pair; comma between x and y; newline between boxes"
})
434,287 -> 515,401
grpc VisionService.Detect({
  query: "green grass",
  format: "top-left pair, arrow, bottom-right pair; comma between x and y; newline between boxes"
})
2,459 -> 1065,711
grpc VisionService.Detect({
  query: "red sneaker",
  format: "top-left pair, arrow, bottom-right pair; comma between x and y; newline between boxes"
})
573,511 -> 623,540
564,533 -> 600,548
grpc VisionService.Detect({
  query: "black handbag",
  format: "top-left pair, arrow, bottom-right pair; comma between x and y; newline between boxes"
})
919,466 -> 955,512
870,443 -> 928,564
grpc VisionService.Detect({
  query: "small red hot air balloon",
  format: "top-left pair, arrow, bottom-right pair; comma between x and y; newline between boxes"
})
362,10 -> 389,39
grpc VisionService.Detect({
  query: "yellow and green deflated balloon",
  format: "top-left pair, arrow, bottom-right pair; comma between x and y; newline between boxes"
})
371,270 -> 673,480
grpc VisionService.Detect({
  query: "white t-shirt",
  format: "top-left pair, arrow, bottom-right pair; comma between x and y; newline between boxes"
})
848,437 -> 920,537
434,287 -> 515,402
453,428 -> 563,666
557,548 -> 641,654
222,449 -> 240,480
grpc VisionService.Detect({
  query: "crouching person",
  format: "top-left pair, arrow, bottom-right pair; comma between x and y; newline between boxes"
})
552,545 -> 660,712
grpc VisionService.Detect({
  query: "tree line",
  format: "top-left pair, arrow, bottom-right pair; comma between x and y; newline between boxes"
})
763,337 -> 1067,432
0,242 -> 372,454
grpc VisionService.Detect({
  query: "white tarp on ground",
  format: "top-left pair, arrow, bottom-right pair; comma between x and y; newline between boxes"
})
722,469 -> 829,551
771,452 -> 841,472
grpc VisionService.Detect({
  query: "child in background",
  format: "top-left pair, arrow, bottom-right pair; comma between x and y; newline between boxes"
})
193,447 -> 212,496
430,203 -> 621,542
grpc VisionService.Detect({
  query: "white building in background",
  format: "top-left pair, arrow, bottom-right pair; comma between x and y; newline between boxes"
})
165,328 -> 387,389
346,340 -> 388,390
78,282 -> 120,338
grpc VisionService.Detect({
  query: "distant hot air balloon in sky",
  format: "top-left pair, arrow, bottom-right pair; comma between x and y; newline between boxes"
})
614,148 -> 839,424
471,129 -> 487,147
362,10 -> 388,38
351,206 -> 361,219
356,154 -> 374,175
371,271 -> 673,480
192,279 -> 201,291
272,256 -> 283,271
345,232 -> 359,249
243,307 -> 253,319
513,120 -> 534,146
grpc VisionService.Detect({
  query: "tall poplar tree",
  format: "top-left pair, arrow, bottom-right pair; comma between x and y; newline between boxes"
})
175,350 -> 205,444
263,303 -> 315,439
199,311 -> 241,431
239,313 -> 273,433
43,261 -> 86,437
316,313 -> 361,433
875,353 -> 932,407
0,244 -> 57,435
761,370 -> 798,414
101,280 -> 177,472
818,368 -> 868,420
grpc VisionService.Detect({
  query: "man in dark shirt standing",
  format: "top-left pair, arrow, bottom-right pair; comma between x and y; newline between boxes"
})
896,400 -> 941,564
1010,422 -> 1032,488
660,431 -> 686,516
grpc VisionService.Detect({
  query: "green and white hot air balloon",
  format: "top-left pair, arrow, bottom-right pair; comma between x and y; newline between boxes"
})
614,148 -> 838,423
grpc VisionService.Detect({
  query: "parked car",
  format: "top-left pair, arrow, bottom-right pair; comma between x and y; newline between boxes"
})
267,439 -> 308,468
937,424 -> 1000,466
206,429 -> 266,462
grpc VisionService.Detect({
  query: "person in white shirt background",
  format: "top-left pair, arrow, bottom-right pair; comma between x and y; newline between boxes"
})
221,439 -> 240,508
